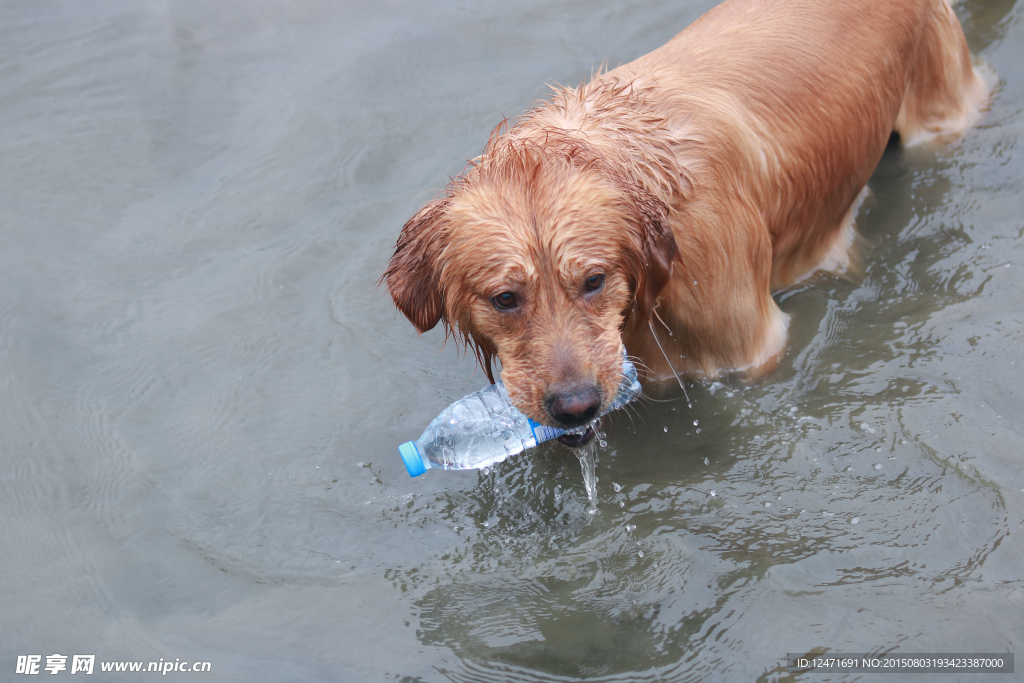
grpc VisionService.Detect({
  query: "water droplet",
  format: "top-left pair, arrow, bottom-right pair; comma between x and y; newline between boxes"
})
764,502 -> 772,507
693,280 -> 698,286
873,463 -> 882,470
709,490 -> 717,497
693,420 -> 699,426
613,482 -> 623,492
638,550 -> 645,558
846,465 -> 853,472
619,501 -> 625,508
703,457 -> 709,465
696,428 -> 701,434
626,524 -> 636,533
851,517 -> 860,524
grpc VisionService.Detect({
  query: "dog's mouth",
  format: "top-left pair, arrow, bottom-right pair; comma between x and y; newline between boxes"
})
557,425 -> 596,447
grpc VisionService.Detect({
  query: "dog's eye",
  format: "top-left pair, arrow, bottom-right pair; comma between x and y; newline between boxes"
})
584,273 -> 605,293
491,291 -> 518,311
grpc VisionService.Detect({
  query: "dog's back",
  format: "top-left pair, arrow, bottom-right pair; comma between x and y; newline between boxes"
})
589,0 -> 989,289
603,0 -> 989,378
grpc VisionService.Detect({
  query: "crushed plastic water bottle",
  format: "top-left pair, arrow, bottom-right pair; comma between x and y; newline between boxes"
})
399,357 -> 641,477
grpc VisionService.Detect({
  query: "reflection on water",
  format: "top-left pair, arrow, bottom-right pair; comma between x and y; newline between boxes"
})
1,0 -> 1022,681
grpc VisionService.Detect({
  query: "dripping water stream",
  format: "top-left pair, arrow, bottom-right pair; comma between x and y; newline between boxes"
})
572,429 -> 606,514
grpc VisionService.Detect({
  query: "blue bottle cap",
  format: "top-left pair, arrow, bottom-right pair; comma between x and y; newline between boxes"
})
399,441 -> 427,477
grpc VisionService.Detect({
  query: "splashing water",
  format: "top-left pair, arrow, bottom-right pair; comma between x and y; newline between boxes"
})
573,438 -> 600,514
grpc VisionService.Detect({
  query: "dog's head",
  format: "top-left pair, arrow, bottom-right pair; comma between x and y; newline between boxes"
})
384,135 -> 678,428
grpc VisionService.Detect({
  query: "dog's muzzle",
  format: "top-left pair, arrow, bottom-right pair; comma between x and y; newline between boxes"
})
546,385 -> 601,428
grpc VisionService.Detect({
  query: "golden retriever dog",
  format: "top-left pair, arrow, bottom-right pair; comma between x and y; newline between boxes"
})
383,0 -> 990,444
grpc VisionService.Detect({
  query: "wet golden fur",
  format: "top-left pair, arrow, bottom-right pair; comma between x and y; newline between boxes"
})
384,0 -> 990,428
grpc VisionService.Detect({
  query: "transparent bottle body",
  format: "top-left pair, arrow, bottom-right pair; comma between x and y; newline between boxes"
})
400,359 -> 640,476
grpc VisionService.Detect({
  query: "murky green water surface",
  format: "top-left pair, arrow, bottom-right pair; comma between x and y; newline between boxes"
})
1,1 -> 1022,681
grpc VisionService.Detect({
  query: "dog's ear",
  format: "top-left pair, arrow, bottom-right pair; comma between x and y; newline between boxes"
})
620,180 -> 680,320
382,199 -> 449,333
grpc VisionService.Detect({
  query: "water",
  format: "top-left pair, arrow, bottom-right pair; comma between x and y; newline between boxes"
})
1,0 -> 1023,681
573,441 -> 601,514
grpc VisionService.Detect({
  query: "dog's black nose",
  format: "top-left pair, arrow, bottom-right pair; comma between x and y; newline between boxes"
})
546,385 -> 601,428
